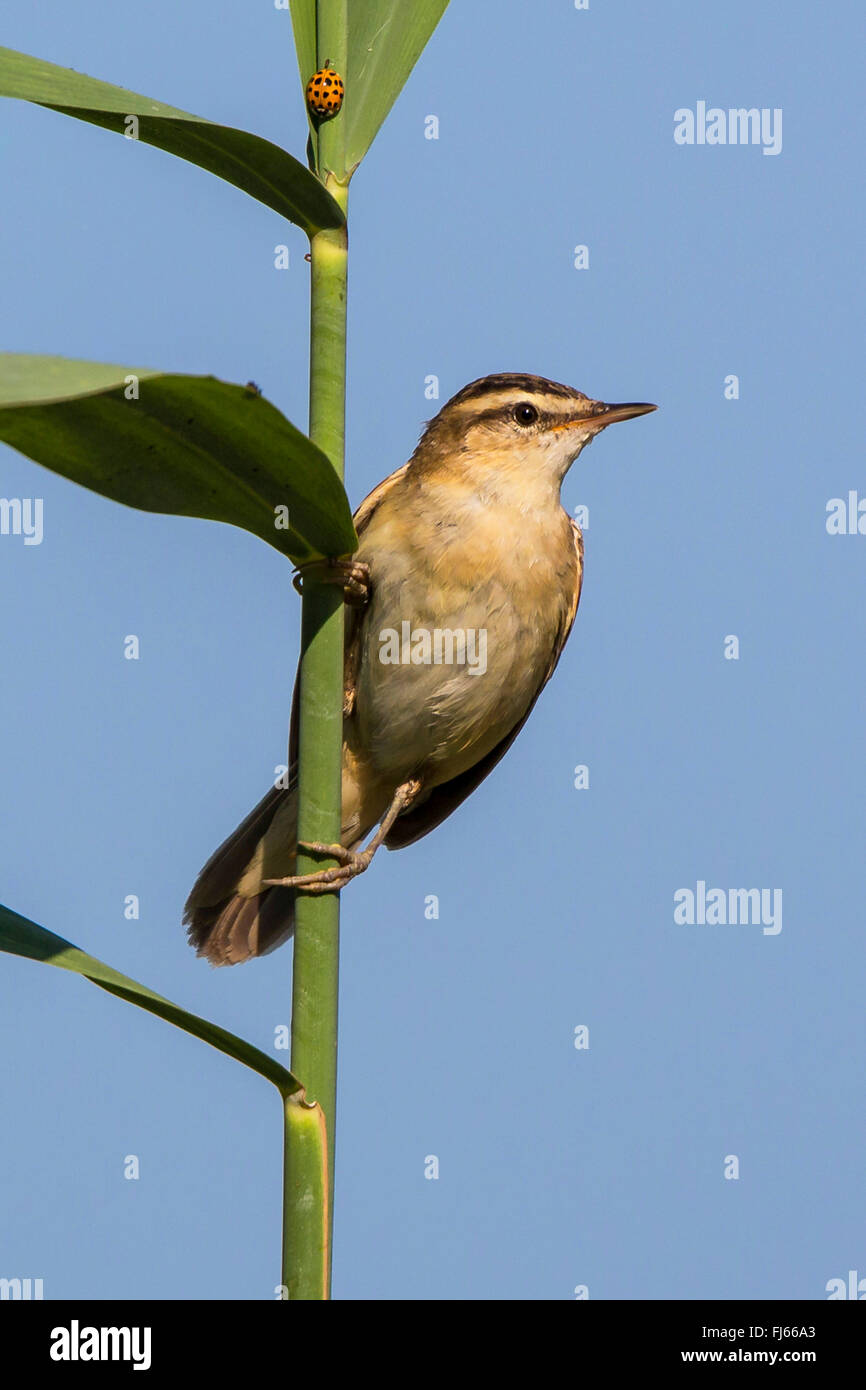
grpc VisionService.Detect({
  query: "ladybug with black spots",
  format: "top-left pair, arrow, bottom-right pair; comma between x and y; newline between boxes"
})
305,61 -> 344,120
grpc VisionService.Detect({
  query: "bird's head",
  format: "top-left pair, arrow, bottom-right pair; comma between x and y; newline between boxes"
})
415,373 -> 656,494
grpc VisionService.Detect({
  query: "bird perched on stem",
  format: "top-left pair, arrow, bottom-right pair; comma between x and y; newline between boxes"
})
185,373 -> 656,964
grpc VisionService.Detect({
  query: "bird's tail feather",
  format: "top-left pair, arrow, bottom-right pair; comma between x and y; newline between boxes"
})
183,783 -> 298,966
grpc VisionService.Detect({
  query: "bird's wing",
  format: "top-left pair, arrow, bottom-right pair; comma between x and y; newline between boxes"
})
384,519 -> 585,849
342,462 -> 411,716
352,461 -> 411,533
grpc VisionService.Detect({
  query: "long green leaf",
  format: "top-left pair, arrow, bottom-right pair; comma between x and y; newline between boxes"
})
289,1 -> 450,179
343,1 -> 450,177
289,2 -> 317,93
0,904 -> 301,1098
0,355 -> 358,564
289,0 -> 318,160
0,46 -> 344,235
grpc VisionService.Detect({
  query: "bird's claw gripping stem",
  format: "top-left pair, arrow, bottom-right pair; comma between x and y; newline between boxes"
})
292,557 -> 371,607
264,779 -> 421,895
274,841 -> 373,894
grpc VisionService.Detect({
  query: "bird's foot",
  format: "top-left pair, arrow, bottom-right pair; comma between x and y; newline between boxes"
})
292,557 -> 371,607
266,841 -> 374,894
263,779 -> 421,896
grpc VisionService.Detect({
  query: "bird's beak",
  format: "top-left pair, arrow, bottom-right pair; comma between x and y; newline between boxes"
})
551,401 -> 657,434
591,400 -> 657,426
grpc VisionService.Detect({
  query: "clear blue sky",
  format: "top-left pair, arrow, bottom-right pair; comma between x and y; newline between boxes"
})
1,0 -> 863,1300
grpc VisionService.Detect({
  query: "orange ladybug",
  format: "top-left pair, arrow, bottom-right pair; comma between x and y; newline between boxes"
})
305,61 -> 344,120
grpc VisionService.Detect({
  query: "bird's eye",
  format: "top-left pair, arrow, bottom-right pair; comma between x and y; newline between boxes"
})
513,402 -> 539,426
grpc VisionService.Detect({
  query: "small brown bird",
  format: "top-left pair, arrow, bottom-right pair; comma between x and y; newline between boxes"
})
184,373 -> 655,964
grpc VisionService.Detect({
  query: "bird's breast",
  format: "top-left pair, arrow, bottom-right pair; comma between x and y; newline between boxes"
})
351,482 -> 577,786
